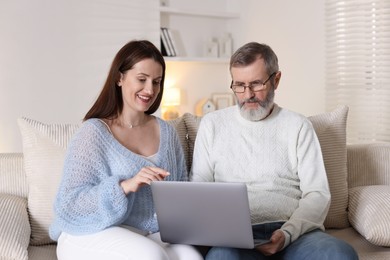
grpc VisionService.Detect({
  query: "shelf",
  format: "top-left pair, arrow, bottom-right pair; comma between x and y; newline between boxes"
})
160,2 -> 239,61
160,6 -> 239,19
164,56 -> 230,63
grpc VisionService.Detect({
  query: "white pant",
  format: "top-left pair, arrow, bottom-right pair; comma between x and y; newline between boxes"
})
57,226 -> 203,260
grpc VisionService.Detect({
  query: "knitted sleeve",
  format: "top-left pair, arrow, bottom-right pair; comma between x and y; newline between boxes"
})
50,121 -> 130,238
280,120 -> 331,247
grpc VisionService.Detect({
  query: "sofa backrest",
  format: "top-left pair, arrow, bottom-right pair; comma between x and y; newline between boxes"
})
0,153 -> 27,198
347,143 -> 390,188
2,143 -> 390,203
4,109 -> 390,246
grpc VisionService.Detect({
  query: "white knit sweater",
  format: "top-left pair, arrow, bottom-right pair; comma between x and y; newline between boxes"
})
191,104 -> 330,247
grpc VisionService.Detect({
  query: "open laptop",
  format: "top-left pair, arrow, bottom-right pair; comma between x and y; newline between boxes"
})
151,181 -> 270,249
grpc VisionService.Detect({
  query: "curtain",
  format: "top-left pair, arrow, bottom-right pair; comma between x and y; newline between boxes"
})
325,0 -> 390,143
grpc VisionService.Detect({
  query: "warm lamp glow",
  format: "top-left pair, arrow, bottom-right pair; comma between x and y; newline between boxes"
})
163,87 -> 181,106
162,87 -> 181,120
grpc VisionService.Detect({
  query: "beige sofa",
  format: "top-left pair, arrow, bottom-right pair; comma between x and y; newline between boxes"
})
1,107 -> 390,260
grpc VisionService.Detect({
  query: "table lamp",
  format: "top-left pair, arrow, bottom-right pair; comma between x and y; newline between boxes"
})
162,87 -> 181,120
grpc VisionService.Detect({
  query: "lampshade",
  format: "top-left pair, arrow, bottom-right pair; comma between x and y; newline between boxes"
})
163,87 -> 181,106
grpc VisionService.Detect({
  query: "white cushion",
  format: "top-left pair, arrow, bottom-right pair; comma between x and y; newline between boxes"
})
18,117 -> 80,245
0,194 -> 30,260
349,185 -> 390,246
308,105 -> 349,228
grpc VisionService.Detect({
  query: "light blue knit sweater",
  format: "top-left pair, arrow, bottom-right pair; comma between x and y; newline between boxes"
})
49,117 -> 186,240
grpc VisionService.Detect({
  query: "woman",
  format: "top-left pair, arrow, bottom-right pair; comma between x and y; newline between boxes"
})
49,40 -> 203,260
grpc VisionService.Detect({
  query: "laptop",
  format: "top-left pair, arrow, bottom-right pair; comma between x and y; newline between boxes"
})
151,181 -> 270,249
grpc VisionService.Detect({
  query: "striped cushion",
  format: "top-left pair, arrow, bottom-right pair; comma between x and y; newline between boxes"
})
18,117 -> 80,246
309,105 -> 349,228
0,194 -> 30,260
349,185 -> 390,246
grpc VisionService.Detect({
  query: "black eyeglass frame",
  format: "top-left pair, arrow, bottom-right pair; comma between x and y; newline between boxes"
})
230,72 -> 277,93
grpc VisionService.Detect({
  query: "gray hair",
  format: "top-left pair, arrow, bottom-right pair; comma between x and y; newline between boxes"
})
230,42 -> 279,76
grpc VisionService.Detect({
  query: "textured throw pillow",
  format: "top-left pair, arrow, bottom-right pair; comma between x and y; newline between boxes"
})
0,194 -> 30,260
18,117 -> 80,246
308,105 -> 349,228
168,113 -> 202,177
182,113 -> 202,179
349,185 -> 390,246
167,115 -> 190,173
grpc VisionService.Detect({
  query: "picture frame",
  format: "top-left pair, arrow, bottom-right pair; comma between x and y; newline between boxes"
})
211,93 -> 235,110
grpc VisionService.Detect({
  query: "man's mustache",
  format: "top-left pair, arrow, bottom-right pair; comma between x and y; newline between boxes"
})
239,98 -> 267,108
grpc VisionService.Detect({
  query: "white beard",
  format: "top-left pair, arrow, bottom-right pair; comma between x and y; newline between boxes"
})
237,88 -> 275,121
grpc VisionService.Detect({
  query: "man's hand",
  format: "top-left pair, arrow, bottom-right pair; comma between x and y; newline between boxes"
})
255,229 -> 285,256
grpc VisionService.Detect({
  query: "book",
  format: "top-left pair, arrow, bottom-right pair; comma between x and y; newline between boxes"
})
160,28 -> 172,56
160,37 -> 168,56
163,27 -> 178,56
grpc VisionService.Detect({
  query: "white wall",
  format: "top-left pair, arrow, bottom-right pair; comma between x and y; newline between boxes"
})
164,0 -> 326,120
0,0 -> 325,153
229,0 -> 326,116
0,0 -> 159,152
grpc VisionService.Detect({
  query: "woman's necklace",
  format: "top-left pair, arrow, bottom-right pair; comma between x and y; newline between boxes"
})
126,117 -> 148,129
127,122 -> 143,128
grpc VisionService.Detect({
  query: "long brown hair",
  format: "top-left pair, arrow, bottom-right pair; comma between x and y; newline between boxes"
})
84,40 -> 166,121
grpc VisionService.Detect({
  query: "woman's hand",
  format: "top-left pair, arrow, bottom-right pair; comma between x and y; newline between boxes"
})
120,166 -> 170,194
255,229 -> 285,256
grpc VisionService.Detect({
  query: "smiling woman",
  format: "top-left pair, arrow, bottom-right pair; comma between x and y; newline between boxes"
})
49,40 -> 203,260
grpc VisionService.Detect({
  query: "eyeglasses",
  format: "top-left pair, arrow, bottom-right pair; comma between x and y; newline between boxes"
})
230,72 -> 276,93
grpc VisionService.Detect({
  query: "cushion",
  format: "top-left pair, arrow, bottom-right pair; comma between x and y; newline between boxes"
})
18,117 -> 80,246
308,105 -> 349,228
183,113 -> 202,178
168,113 -> 202,177
167,116 -> 190,173
0,194 -> 30,260
349,185 -> 390,246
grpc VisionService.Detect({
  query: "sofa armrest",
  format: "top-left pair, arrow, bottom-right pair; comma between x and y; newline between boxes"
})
347,143 -> 390,188
0,194 -> 31,260
0,153 -> 28,197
